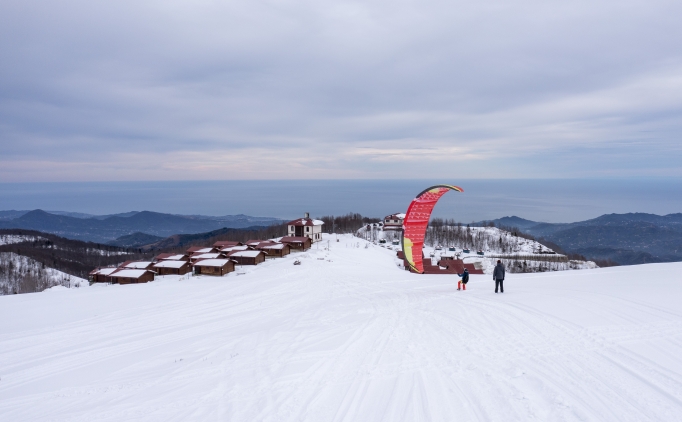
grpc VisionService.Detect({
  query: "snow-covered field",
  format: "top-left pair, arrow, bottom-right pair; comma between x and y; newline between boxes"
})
1,234 -> 681,421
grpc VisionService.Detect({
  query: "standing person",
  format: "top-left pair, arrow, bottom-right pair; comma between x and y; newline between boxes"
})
493,260 -> 505,293
457,268 -> 469,291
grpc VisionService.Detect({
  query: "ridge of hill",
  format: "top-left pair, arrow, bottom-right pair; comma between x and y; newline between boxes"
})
482,213 -> 682,265
0,210 -> 283,243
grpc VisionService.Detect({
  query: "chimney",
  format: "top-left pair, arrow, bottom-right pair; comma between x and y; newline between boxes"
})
304,212 -> 309,219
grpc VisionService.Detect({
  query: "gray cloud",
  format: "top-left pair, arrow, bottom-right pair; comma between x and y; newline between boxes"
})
1,0 -> 681,181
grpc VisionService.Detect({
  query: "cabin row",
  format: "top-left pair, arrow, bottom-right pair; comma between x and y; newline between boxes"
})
89,236 -> 314,284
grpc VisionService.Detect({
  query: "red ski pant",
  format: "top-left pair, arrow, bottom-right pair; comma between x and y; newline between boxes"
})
458,281 -> 466,290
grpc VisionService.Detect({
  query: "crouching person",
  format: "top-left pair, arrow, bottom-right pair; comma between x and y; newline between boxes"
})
457,268 -> 469,291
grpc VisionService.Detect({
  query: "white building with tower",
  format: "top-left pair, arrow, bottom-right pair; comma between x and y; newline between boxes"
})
286,212 -> 325,243
383,213 -> 405,230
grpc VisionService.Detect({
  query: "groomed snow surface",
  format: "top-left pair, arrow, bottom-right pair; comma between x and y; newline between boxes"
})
1,234 -> 682,421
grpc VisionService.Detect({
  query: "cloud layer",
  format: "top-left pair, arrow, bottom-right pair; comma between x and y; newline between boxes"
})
1,0 -> 681,181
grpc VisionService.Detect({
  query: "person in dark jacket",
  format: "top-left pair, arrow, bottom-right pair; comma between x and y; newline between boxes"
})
493,260 -> 505,293
457,268 -> 469,291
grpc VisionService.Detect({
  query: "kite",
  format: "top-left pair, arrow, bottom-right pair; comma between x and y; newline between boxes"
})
401,184 -> 463,273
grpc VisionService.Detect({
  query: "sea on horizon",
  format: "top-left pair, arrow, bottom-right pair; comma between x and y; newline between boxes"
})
1,179 -> 681,224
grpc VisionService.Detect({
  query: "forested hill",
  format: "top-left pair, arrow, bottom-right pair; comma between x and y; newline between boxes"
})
0,210 -> 283,243
0,229 -> 152,283
482,213 -> 682,265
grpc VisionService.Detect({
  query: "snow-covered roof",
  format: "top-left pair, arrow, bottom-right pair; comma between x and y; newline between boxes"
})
384,213 -> 405,220
96,267 -> 119,275
153,260 -> 188,269
280,236 -> 310,243
286,218 -> 325,226
193,259 -> 231,267
230,250 -> 263,258
124,261 -> 152,269
260,243 -> 286,250
220,245 -> 249,252
194,248 -> 215,254
163,254 -> 187,260
192,253 -> 222,259
111,269 -> 150,278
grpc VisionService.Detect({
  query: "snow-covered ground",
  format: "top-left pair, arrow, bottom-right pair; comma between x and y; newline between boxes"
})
1,234 -> 681,421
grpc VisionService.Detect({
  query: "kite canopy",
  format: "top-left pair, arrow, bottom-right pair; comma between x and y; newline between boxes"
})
401,184 -> 463,273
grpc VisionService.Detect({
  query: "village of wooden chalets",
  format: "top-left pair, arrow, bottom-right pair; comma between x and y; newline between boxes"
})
88,207 -> 582,285
88,213 -> 325,284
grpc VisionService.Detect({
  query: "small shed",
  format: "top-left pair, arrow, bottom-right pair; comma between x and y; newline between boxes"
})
280,236 -> 312,251
109,269 -> 155,284
153,260 -> 191,276
193,258 -> 235,276
213,240 -> 243,249
229,250 -> 266,265
89,267 -> 119,283
257,242 -> 291,258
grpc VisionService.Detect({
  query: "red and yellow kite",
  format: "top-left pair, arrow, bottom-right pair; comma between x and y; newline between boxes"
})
401,184 -> 463,273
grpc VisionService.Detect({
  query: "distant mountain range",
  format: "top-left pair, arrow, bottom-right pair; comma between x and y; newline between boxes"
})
0,210 -> 284,244
481,213 -> 682,265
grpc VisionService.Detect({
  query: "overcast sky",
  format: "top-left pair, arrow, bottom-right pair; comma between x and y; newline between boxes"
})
1,0 -> 681,182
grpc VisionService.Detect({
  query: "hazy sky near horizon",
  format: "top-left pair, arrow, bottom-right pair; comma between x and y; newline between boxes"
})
1,0 -> 681,182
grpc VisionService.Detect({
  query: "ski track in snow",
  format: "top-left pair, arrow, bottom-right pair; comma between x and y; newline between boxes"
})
1,234 -> 682,421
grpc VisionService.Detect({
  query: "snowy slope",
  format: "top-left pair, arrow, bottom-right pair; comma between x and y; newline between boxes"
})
1,234 -> 681,421
0,252 -> 88,295
360,225 -> 598,273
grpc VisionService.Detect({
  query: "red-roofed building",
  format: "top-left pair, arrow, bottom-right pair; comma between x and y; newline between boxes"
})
186,246 -> 218,256
256,242 -> 291,258
286,212 -> 324,243
383,213 -> 405,231
280,236 -> 312,251
213,240 -> 243,249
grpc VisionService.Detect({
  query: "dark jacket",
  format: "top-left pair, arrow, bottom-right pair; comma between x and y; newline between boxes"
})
493,263 -> 505,281
458,269 -> 469,283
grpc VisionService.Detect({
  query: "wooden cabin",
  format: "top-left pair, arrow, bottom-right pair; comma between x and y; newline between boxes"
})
213,240 -> 243,249
155,253 -> 190,262
218,245 -> 249,254
186,247 -> 218,256
190,252 -> 225,263
256,242 -> 291,258
109,269 -> 155,284
119,261 -> 155,270
192,258 -> 235,276
153,260 -> 191,276
280,236 -> 312,251
245,239 -> 265,247
88,267 -> 119,283
228,250 -> 266,265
